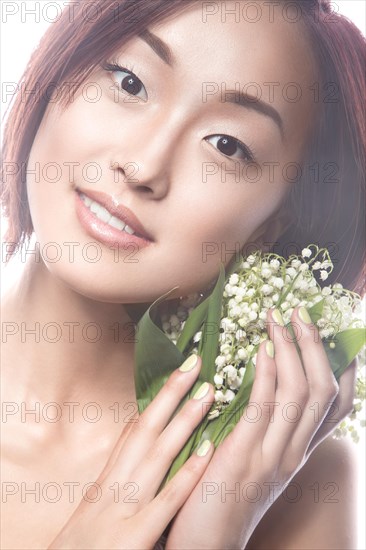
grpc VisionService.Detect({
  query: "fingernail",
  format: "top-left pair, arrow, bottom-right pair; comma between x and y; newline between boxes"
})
298,306 -> 312,324
179,354 -> 198,372
266,340 -> 275,358
272,308 -> 284,326
193,382 -> 210,400
196,439 -> 211,456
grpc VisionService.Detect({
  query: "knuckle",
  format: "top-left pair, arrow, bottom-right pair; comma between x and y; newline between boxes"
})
295,385 -> 310,405
183,456 -> 203,477
281,448 -> 305,477
260,363 -> 276,380
285,383 -> 309,405
164,370 -> 181,393
342,397 -> 355,417
259,454 -> 278,478
326,378 -> 339,400
159,478 -> 179,503
260,401 -> 277,422
145,442 -> 164,464
137,416 -> 153,432
136,414 -> 156,434
179,402 -> 197,424
282,456 -> 303,478
315,378 -> 339,401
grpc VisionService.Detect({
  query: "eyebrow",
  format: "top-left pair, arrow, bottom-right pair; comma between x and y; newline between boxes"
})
138,30 -> 175,67
138,30 -> 284,140
223,91 -> 285,140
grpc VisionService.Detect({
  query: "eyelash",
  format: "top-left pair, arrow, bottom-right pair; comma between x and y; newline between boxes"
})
213,135 -> 257,164
101,59 -> 257,164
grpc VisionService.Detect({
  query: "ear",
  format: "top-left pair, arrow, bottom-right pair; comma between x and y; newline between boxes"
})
244,205 -> 294,255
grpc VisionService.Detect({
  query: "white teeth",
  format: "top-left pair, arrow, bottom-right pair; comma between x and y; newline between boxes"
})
83,195 -> 92,207
79,192 -> 136,235
124,225 -> 135,235
93,204 -> 112,224
108,216 -> 126,231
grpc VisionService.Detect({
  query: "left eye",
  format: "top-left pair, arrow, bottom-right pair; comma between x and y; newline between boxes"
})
103,63 -> 148,101
206,135 -> 254,162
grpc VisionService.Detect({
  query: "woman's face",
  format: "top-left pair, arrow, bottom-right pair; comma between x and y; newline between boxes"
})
26,0 -> 319,303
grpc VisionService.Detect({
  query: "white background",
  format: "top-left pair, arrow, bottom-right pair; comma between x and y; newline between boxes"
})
1,1 -> 365,548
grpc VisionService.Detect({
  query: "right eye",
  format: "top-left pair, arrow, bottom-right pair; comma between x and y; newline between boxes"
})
102,62 -> 148,101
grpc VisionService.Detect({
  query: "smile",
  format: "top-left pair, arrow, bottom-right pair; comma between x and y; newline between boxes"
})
74,188 -> 154,250
79,192 -> 137,236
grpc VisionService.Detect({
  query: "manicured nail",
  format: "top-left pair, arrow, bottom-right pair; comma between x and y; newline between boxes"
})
298,306 -> 312,324
266,340 -> 275,358
193,382 -> 210,400
196,439 -> 211,457
179,354 -> 198,372
272,308 -> 284,326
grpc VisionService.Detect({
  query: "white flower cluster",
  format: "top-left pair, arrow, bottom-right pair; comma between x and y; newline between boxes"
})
334,347 -> 366,443
160,246 -> 366,439
160,292 -> 202,344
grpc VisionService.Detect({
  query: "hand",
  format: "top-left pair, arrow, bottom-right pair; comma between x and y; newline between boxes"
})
47,355 -> 216,550
165,306 -> 357,550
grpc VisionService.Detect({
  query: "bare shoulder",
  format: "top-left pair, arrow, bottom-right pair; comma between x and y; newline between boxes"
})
246,436 -> 359,549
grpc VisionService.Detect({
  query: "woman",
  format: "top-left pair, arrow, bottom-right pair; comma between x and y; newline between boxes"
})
1,0 -> 365,548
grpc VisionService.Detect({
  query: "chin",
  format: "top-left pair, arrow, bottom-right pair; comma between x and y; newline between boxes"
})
41,259 -> 169,306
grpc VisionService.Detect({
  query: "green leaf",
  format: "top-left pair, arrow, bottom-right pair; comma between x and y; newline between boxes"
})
198,358 -> 256,447
198,263 -> 226,381
156,263 -> 227,489
176,296 -> 209,353
308,299 -> 325,323
324,328 -> 366,380
134,286 -> 185,415
134,263 -> 229,493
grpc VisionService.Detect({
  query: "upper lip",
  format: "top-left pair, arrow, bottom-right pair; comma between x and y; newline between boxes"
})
77,187 -> 154,241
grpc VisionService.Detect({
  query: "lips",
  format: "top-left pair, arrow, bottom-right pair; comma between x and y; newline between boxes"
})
75,187 -> 154,242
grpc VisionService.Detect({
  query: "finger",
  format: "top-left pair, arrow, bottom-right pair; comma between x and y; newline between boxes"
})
106,354 -> 202,478
141,354 -> 203,433
307,358 -> 357,454
224,339 -> 277,459
282,306 -> 340,456
131,382 -> 215,504
292,306 -> 339,394
262,308 -> 309,458
135,439 -> 214,545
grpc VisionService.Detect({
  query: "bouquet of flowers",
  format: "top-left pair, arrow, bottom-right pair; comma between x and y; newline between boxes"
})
134,245 -> 366,492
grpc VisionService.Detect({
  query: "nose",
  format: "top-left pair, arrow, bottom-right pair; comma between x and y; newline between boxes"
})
111,110 -> 191,199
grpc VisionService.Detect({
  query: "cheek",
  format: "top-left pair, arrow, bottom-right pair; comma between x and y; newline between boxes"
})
173,183 -> 286,251
157,189 -> 285,298
27,96 -> 108,185
26,100 -> 103,240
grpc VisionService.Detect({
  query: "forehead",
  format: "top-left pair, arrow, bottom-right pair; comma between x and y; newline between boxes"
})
152,1 -> 318,83
148,0 -> 320,141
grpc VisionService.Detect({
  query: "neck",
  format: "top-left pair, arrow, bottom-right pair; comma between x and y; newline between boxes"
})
1,256 -> 140,408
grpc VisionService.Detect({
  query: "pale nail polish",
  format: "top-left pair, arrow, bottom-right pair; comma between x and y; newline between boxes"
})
179,354 -> 198,372
298,306 -> 312,324
196,439 -> 211,456
193,382 -> 210,400
266,340 -> 275,358
272,308 -> 284,326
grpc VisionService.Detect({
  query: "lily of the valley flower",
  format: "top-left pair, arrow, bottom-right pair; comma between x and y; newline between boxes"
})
160,245 -> 366,441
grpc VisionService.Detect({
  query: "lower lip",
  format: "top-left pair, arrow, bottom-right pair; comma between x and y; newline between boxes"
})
75,191 -> 153,250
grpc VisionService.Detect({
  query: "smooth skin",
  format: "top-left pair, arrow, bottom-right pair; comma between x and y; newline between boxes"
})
1,1 -> 358,548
